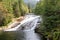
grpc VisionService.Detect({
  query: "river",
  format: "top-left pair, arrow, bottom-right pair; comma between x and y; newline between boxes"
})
0,14 -> 41,40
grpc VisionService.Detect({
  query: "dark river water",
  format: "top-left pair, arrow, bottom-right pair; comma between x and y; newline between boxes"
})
0,14 -> 41,40
0,30 -> 41,40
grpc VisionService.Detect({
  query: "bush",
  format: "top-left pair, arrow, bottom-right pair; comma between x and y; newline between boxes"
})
0,3 -> 13,26
0,11 -> 13,26
0,0 -> 29,26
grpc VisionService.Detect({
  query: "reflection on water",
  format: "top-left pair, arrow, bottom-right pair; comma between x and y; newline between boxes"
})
0,30 -> 41,40
15,30 -> 40,40
0,14 -> 41,40
0,31 -> 16,40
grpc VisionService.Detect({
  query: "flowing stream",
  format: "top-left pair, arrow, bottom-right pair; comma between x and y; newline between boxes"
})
4,14 -> 41,40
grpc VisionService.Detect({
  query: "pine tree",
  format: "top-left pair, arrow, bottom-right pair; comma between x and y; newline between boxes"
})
34,0 -> 60,40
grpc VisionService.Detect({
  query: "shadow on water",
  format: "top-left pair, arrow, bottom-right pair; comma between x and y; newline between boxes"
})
0,28 -> 41,40
0,14 -> 42,40
0,30 -> 41,40
0,31 -> 16,40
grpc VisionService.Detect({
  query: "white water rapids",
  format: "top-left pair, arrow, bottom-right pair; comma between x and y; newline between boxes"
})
4,14 -> 41,40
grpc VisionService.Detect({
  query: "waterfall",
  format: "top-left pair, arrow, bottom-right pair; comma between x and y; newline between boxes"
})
4,14 -> 41,40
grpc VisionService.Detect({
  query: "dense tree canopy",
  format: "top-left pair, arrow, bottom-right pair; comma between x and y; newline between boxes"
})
34,0 -> 60,40
0,0 -> 29,26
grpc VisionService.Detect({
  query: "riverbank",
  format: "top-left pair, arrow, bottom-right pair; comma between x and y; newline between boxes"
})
0,16 -> 24,31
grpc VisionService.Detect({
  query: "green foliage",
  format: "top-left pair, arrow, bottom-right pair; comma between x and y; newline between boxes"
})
13,0 -> 29,17
34,0 -> 60,40
2,0 -> 29,17
0,0 -> 29,26
0,2 -> 13,26
2,0 -> 13,14
13,1 -> 21,17
18,0 -> 29,16
53,32 -> 60,40
0,8 -> 13,26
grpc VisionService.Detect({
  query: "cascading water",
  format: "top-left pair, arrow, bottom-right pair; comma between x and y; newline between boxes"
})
16,29 -> 40,40
4,14 -> 41,40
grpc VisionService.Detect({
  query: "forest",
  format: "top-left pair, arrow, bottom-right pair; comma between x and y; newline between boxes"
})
0,0 -> 60,40
34,0 -> 60,40
0,0 -> 29,26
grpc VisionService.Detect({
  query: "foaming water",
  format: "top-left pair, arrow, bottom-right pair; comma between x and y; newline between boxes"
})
16,30 -> 41,40
4,14 -> 41,40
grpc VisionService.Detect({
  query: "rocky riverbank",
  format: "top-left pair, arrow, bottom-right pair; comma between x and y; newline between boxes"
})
0,16 -> 24,31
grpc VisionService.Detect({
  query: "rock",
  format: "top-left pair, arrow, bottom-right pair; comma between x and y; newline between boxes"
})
16,16 -> 25,22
